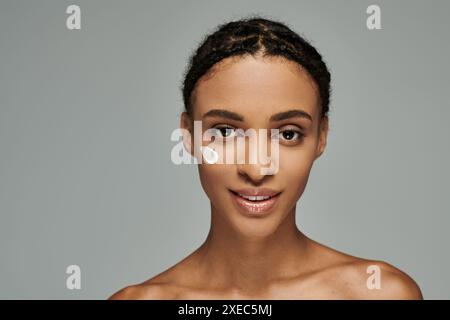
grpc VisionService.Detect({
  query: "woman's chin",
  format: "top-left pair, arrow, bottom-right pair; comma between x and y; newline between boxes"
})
224,210 -> 284,239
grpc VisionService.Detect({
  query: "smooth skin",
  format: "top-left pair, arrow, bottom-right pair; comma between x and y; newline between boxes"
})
109,54 -> 423,300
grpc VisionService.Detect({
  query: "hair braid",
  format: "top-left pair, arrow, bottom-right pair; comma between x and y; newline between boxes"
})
182,17 -> 331,118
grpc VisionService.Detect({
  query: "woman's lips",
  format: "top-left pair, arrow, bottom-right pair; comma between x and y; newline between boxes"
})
229,188 -> 281,216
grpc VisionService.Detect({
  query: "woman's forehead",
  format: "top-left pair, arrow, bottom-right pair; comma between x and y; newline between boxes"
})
191,55 -> 320,121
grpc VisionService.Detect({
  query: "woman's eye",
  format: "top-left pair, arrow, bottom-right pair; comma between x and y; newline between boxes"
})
273,129 -> 304,144
282,130 -> 297,140
213,126 -> 236,138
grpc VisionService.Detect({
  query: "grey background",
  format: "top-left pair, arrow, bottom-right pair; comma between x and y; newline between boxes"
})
1,0 -> 449,299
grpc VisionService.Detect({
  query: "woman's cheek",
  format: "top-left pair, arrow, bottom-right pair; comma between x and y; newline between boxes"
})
197,163 -> 231,204
279,147 -> 316,199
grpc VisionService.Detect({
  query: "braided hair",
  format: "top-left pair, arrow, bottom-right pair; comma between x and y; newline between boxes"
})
181,17 -> 331,119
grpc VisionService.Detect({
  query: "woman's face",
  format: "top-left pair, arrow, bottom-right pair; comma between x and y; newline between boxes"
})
181,54 -> 328,238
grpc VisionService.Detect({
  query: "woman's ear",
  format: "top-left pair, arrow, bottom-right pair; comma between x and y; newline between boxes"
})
315,116 -> 329,159
180,112 -> 194,156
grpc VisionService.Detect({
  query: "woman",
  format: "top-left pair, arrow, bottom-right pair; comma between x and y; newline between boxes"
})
110,17 -> 422,299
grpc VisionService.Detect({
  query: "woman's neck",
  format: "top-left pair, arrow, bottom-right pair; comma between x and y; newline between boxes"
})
193,204 -> 310,294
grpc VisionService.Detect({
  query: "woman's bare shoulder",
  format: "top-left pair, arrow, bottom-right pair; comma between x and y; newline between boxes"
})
334,258 -> 423,299
108,279 -> 177,300
310,241 -> 423,299
108,261 -> 189,300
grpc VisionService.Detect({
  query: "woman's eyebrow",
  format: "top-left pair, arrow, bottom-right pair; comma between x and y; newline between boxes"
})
270,109 -> 312,122
201,108 -> 312,122
202,109 -> 244,121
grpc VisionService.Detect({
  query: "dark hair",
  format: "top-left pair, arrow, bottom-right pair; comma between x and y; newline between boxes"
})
181,16 -> 331,119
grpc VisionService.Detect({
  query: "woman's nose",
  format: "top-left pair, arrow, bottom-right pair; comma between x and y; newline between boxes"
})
235,133 -> 275,183
236,161 -> 268,184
